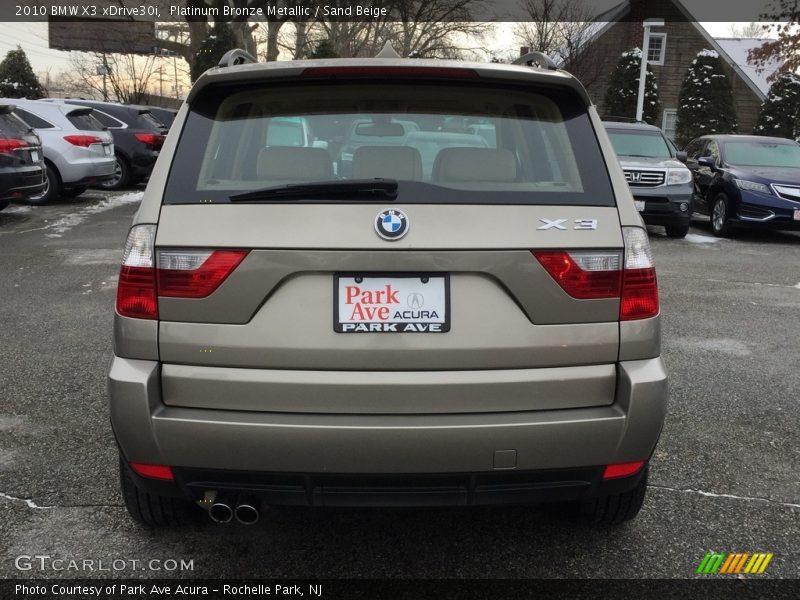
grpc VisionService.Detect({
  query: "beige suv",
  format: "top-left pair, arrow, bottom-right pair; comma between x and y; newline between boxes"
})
109,50 -> 667,527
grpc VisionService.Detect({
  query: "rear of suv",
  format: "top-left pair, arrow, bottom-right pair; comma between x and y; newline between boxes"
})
110,53 -> 667,528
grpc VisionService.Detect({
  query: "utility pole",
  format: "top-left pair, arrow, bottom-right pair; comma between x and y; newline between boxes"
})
96,54 -> 110,101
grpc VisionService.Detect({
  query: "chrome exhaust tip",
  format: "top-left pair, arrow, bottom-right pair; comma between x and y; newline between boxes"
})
234,497 -> 260,525
209,500 -> 233,524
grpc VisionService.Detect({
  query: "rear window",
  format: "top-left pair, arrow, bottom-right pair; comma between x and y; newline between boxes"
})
67,111 -> 105,131
0,111 -> 32,137
164,80 -> 613,205
139,111 -> 165,130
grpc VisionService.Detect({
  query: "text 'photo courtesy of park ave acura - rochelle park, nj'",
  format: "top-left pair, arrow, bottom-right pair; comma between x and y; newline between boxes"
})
0,1 -> 799,599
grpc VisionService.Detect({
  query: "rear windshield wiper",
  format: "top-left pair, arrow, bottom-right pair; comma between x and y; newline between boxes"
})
229,179 -> 398,202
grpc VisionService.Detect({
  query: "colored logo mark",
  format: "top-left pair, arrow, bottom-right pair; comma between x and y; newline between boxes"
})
696,552 -> 773,575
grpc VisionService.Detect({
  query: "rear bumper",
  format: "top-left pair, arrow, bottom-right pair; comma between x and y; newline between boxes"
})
109,357 -> 667,503
0,166 -> 45,200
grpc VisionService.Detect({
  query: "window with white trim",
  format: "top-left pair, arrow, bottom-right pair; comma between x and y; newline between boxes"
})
647,33 -> 666,65
662,109 -> 677,141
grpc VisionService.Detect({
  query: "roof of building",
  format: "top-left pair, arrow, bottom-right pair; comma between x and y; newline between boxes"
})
581,0 -> 783,100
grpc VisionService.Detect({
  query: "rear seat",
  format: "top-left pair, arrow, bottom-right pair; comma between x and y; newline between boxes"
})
433,148 -> 517,183
352,146 -> 423,180
257,147 -> 332,182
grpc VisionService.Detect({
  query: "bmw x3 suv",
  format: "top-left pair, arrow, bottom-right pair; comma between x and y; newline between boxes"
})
110,51 -> 668,528
604,120 -> 693,239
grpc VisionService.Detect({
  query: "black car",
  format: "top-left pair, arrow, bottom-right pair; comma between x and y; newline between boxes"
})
685,134 -> 800,237
59,100 -> 167,190
0,104 -> 45,210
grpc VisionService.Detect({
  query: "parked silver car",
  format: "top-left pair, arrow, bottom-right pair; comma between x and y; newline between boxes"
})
3,98 -> 115,203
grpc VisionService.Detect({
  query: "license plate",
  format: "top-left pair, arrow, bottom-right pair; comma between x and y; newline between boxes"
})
104,145 -> 111,155
794,209 -> 800,221
335,274 -> 449,333
30,150 -> 39,162
634,200 -> 645,212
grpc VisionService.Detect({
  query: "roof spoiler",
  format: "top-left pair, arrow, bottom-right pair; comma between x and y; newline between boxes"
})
218,49 -> 257,68
513,51 -> 558,71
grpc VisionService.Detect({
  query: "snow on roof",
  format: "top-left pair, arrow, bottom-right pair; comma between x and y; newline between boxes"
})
712,38 -> 784,95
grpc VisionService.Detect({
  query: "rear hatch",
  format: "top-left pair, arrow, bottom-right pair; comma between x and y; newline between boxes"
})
124,67 -> 656,414
62,107 -> 113,157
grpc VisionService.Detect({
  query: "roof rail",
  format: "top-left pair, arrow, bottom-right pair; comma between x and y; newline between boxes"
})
513,51 -> 558,70
218,49 -> 257,69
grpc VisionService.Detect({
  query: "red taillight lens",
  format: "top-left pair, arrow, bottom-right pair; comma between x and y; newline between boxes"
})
134,132 -> 164,150
116,225 -> 158,319
621,267 -> 659,320
63,134 -> 102,147
533,251 -> 622,299
156,250 -> 249,298
0,137 -> 26,153
620,228 -> 659,321
130,462 -> 174,481
302,66 -> 480,79
603,461 -> 645,480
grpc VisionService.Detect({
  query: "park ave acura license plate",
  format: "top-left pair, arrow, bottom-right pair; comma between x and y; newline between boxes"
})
335,274 -> 450,333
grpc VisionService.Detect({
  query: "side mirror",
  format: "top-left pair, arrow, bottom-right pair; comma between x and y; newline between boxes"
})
312,139 -> 329,151
698,156 -> 716,170
675,151 -> 687,163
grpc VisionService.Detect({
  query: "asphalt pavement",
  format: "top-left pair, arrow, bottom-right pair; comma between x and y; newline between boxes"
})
0,191 -> 798,580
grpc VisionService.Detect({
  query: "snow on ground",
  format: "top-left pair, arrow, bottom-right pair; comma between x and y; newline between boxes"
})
42,191 -> 143,238
684,233 -> 724,244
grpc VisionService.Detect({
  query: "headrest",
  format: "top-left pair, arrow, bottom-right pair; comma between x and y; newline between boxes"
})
257,147 -> 332,181
352,146 -> 423,180
433,148 -> 517,183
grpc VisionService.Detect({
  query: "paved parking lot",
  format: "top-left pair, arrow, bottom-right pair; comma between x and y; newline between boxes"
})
0,192 -> 798,579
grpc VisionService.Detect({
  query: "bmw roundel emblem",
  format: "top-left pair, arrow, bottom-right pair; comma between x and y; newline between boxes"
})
374,208 -> 409,241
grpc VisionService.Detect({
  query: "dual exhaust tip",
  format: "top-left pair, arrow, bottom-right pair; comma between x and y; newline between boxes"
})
208,495 -> 259,525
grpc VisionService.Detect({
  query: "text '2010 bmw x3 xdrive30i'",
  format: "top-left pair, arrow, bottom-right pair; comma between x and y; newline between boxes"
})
109,50 -> 667,528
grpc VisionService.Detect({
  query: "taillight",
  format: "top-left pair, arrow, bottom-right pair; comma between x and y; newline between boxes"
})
533,251 -> 622,299
603,461 -> 645,480
130,462 -> 174,481
134,132 -> 164,150
63,134 -> 102,147
156,249 -> 248,298
620,227 -> 659,321
117,225 -> 158,319
533,227 -> 658,321
0,137 -> 26,154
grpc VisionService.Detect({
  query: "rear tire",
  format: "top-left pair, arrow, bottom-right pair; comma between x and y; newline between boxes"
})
665,223 -> 689,239
27,164 -> 60,205
579,465 -> 648,525
119,456 -> 200,528
98,155 -> 130,190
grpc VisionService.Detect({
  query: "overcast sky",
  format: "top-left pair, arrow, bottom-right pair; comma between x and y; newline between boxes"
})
0,21 -> 756,78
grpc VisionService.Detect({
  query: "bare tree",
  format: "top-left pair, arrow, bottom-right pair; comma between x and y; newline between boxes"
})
514,0 -> 602,88
61,52 -> 161,104
729,22 -> 769,38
